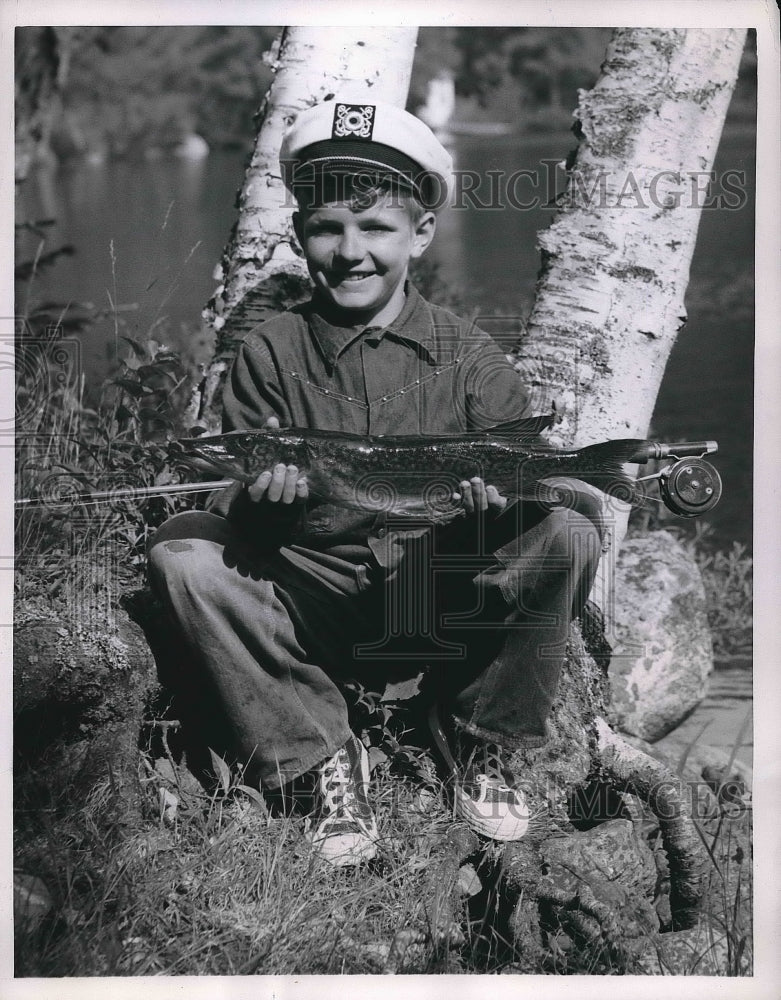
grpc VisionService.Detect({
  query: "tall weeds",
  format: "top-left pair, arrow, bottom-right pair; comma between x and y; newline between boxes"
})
15,224 -> 203,610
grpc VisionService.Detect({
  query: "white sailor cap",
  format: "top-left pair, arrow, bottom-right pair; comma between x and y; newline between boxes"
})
279,97 -> 453,210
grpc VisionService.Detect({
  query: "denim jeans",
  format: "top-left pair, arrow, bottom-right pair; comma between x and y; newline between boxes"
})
147,483 -> 603,789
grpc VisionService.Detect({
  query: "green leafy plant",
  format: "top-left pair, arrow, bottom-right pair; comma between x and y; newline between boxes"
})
694,542 -> 753,659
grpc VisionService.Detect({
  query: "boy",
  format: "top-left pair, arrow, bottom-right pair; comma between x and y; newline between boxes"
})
149,98 -> 604,866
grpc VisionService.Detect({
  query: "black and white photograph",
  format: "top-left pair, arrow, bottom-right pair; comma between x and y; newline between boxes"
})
5,0 -> 779,991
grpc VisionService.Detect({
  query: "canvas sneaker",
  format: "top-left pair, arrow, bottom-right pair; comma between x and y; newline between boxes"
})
428,703 -> 530,841
305,735 -> 379,866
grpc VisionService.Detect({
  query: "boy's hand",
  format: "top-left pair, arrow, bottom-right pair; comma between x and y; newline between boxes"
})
453,477 -> 508,516
247,415 -> 309,505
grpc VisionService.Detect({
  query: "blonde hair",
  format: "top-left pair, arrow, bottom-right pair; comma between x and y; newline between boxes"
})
293,169 -> 427,221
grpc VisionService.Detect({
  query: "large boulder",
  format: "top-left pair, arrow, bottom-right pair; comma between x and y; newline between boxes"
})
607,531 -> 713,741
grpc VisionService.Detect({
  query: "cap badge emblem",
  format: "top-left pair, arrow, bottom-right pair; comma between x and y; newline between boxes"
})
332,103 -> 375,140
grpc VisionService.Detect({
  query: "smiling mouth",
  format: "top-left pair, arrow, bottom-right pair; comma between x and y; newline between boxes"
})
332,272 -> 375,283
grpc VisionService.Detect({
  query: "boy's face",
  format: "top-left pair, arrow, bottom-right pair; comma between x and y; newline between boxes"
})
293,194 -> 436,326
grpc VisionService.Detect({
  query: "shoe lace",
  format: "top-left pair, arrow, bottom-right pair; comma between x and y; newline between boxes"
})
321,748 -> 356,816
472,742 -> 514,793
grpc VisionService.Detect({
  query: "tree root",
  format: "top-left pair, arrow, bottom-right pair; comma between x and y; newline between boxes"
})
594,717 -> 707,929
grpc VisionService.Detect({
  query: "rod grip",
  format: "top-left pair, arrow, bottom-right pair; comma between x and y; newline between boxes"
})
630,440 -> 718,464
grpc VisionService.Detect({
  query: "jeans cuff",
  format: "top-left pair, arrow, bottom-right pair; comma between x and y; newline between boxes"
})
260,729 -> 354,790
450,713 -> 548,751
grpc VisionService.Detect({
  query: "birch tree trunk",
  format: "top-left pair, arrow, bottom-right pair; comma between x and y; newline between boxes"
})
515,28 -> 746,447
187,26 -> 419,431
511,28 -> 745,611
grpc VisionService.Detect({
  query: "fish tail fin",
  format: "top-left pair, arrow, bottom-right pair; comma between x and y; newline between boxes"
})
503,439 -> 645,507
558,439 -> 645,506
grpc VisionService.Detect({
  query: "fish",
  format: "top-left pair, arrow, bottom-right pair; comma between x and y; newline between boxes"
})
169,417 -> 645,521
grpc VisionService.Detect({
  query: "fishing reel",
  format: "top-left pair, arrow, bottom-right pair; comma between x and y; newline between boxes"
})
631,441 -> 722,517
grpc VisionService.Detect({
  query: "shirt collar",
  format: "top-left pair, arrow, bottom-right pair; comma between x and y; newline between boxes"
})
306,283 -> 445,368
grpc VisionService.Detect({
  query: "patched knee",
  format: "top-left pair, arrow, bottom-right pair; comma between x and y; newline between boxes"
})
148,510 -> 229,551
147,526 -> 225,592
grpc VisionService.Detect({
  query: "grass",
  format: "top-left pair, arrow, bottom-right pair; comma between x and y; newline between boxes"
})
15,745 -> 474,976
14,322 -> 202,614
697,803 -> 753,975
14,718 -> 754,976
636,772 -> 752,976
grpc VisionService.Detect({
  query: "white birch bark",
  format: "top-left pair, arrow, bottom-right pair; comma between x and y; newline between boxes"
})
189,26 -> 418,429
511,28 -> 745,611
515,28 -> 746,447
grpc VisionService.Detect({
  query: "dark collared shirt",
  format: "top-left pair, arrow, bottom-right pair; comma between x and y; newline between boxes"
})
213,284 -> 534,570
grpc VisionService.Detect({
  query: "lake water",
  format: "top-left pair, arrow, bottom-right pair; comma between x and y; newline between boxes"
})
16,127 -> 754,548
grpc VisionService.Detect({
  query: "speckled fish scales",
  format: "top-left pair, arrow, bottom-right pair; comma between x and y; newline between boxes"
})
171,426 -> 643,519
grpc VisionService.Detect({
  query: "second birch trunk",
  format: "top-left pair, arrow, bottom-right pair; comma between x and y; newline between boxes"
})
511,28 -> 745,612
515,28 -> 746,447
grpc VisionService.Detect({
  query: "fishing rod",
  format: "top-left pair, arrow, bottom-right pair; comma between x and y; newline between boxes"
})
14,440 -> 722,517
15,479 -> 235,509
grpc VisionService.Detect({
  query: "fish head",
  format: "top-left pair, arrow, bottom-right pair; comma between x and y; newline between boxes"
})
170,428 -> 312,483
169,433 -> 257,483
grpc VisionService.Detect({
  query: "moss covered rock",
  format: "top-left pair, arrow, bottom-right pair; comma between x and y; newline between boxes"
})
608,530 -> 714,741
14,594 -> 158,826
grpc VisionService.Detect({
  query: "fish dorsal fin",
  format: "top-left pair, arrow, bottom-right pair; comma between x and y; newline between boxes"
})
486,412 -> 556,440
